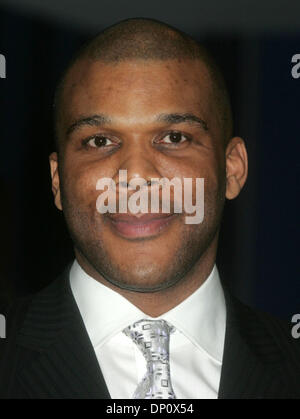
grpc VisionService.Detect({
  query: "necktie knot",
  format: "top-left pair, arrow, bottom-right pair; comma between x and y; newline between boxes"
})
123,319 -> 177,399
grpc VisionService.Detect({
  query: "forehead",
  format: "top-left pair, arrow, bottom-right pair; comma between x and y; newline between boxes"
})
61,58 -> 215,126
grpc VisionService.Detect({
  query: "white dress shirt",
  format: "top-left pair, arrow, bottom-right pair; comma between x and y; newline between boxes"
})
70,260 -> 226,399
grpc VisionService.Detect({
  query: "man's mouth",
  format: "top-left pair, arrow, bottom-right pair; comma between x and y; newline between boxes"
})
105,212 -> 178,239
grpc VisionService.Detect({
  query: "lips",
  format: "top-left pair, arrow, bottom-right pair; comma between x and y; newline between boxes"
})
106,212 -> 177,239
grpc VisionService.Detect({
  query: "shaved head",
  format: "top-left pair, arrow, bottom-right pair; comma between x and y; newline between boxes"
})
53,18 -> 233,149
84,18 -> 210,61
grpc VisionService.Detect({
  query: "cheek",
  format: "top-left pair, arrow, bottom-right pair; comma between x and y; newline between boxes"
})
61,161 -> 107,211
164,153 -> 220,188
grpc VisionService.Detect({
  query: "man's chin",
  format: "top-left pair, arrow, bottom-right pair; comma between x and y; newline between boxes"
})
99,274 -> 182,294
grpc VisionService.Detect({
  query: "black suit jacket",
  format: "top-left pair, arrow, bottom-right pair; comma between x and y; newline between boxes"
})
0,267 -> 300,399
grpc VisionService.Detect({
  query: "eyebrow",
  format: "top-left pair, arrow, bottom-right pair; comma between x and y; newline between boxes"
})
66,112 -> 208,137
66,114 -> 112,136
156,113 -> 208,131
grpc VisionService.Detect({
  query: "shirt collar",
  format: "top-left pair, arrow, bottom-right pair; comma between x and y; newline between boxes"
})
161,265 -> 226,362
70,260 -> 226,362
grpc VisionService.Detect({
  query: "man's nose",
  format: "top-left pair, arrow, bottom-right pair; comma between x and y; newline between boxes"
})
114,143 -> 161,188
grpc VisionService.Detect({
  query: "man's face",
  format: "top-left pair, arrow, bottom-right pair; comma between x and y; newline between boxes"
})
51,58 -> 228,291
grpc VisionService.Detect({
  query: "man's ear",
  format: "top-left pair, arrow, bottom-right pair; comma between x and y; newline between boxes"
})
225,137 -> 248,200
49,152 -> 63,210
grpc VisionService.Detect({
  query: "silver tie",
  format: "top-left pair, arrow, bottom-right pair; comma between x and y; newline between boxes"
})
123,319 -> 177,399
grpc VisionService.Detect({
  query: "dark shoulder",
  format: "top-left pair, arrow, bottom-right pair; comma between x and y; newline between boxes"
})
1,265 -> 71,340
0,294 -> 33,340
230,293 -> 300,367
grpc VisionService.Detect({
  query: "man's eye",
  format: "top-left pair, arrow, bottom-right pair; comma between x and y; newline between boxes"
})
86,135 -> 113,148
160,132 -> 189,144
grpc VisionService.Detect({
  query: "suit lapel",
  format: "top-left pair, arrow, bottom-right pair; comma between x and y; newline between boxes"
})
14,268 -> 111,399
218,289 -> 285,399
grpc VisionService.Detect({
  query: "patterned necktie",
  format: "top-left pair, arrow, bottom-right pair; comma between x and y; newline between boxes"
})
123,319 -> 177,399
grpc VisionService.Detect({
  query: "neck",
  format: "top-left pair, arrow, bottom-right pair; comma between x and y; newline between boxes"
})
75,238 -> 218,317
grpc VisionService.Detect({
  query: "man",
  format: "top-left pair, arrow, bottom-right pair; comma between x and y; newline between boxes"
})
0,18 -> 299,399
